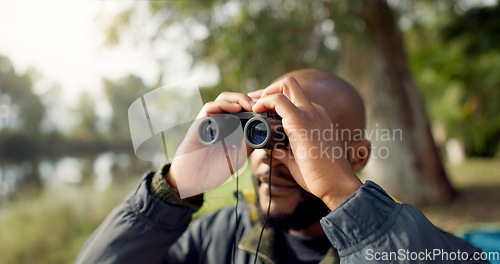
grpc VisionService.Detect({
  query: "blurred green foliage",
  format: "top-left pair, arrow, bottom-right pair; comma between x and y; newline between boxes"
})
405,2 -> 500,156
102,74 -> 150,143
102,0 -> 499,156
71,91 -> 99,142
0,180 -> 137,264
105,0 -> 341,98
0,56 -> 46,160
0,56 -> 45,134
0,67 -> 152,159
0,1 -> 498,158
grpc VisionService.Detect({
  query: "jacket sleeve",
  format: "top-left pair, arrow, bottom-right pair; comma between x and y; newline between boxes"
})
320,181 -> 488,263
74,172 -> 197,264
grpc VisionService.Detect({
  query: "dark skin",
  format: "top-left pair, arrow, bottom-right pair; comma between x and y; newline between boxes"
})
167,69 -> 371,237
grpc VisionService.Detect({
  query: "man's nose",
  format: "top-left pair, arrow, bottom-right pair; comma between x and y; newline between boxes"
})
261,149 -> 284,167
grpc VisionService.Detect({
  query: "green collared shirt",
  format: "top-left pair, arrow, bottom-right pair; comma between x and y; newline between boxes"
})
238,224 -> 340,264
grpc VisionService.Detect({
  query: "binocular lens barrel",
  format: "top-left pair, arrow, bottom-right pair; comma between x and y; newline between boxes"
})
202,120 -> 217,142
244,116 -> 272,149
247,122 -> 268,145
244,116 -> 287,149
197,117 -> 221,146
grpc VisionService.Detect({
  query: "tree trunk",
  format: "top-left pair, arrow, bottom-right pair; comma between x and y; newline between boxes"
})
332,0 -> 456,204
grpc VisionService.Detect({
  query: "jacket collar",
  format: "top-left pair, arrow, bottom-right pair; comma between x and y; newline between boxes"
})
238,224 -> 340,264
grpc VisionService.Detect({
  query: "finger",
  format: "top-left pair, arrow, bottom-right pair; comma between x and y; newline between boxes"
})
204,100 -> 243,115
252,93 -> 301,120
247,89 -> 264,100
260,77 -> 313,108
215,92 -> 255,112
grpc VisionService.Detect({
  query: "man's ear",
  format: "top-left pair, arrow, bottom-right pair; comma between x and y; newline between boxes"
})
347,140 -> 371,173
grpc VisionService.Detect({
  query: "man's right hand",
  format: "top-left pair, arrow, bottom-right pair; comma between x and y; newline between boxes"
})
166,92 -> 259,199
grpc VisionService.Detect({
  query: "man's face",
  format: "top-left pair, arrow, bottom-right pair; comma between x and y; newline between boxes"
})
248,72 -> 366,231
250,149 -> 330,231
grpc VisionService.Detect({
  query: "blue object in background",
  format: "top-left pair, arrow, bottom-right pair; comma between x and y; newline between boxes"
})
462,228 -> 500,264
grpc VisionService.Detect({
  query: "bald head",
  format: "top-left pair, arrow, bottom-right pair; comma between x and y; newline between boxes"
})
278,69 -> 366,140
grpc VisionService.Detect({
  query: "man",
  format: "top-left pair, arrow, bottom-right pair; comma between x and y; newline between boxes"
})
76,69 -> 486,263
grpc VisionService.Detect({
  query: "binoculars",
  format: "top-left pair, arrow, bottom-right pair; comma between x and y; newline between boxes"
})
197,112 -> 288,149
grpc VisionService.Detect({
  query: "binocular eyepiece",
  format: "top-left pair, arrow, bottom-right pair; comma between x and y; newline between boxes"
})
197,112 -> 288,149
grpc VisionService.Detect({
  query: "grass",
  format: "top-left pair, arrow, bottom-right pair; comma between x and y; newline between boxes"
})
0,181 -> 137,264
420,158 -> 500,234
0,158 -> 498,263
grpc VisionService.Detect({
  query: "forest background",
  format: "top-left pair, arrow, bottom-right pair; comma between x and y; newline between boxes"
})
0,1 -> 499,263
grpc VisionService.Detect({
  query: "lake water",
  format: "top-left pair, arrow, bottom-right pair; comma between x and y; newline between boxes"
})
0,151 -> 155,203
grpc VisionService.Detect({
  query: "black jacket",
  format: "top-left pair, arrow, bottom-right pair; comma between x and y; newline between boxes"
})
75,172 -> 487,263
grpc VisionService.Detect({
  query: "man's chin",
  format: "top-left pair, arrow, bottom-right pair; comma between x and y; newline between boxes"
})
260,212 -> 313,232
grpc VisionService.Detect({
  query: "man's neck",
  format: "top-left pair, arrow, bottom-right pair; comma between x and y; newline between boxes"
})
289,221 -> 325,237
